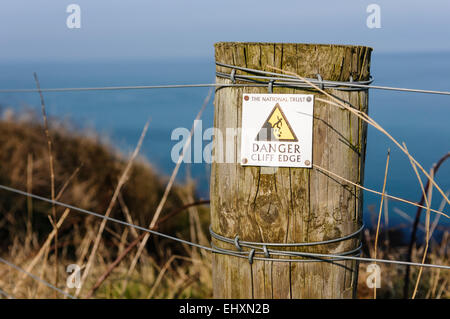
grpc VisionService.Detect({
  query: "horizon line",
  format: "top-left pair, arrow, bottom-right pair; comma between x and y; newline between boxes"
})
1,49 -> 450,63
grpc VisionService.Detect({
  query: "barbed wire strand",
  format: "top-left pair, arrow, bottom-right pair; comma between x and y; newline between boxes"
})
0,256 -> 75,299
0,184 -> 448,270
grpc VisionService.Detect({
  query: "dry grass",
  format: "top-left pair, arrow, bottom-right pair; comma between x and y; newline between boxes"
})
0,113 -> 211,299
266,64 -> 449,299
358,227 -> 449,299
0,109 -> 447,299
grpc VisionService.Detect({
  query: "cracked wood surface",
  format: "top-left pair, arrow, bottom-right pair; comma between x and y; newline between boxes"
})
211,42 -> 372,298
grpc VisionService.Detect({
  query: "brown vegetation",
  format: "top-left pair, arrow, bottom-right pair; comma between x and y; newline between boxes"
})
0,114 -> 447,299
0,115 -> 211,298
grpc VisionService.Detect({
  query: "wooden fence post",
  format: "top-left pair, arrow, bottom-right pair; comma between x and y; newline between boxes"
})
211,42 -> 372,298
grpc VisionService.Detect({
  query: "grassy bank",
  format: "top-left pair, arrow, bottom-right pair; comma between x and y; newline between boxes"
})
0,114 -> 211,298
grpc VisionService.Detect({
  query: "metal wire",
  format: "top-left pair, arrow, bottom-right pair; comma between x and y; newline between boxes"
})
210,224 -> 364,264
0,183 -> 449,270
0,83 -> 268,93
0,62 -> 449,296
0,287 -> 14,299
210,224 -> 364,247
216,62 -> 450,96
216,72 -> 366,92
210,242 -> 363,264
0,62 -> 448,95
216,62 -> 373,92
0,257 -> 75,299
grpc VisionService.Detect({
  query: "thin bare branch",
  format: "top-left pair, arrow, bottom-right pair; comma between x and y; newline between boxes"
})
412,169 -> 434,299
34,72 -> 58,292
373,149 -> 390,299
122,89 -> 213,294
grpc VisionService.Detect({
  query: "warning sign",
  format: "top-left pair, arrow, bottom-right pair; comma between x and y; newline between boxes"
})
241,94 -> 314,168
255,103 -> 298,142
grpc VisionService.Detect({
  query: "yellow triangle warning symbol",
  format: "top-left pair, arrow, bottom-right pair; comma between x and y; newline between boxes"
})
256,103 -> 298,142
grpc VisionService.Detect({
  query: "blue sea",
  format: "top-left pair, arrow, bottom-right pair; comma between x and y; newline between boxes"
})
0,52 -> 449,238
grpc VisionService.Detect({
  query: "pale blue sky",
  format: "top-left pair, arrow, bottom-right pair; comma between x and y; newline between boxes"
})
0,0 -> 449,60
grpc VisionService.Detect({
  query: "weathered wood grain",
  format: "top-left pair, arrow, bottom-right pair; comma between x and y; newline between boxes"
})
211,42 -> 372,299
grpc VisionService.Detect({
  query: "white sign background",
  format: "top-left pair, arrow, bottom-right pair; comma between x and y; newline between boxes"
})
240,93 -> 314,168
